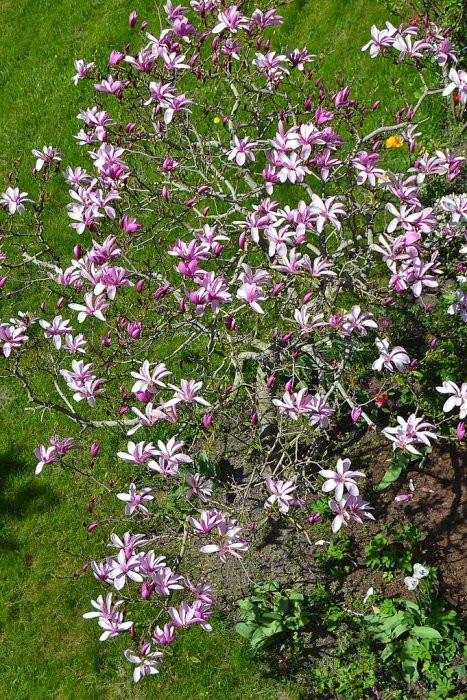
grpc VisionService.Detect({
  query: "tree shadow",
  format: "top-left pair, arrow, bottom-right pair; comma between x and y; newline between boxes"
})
0,450 -> 60,531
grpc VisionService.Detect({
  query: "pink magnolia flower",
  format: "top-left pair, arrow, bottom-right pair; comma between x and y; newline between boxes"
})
94,75 -> 130,97
39,315 -> 74,349
117,483 -> 154,515
361,22 -> 397,57
342,306 -> 377,336
131,361 -> 171,395
199,519 -> 248,562
124,645 -> 163,683
443,68 -> 467,104
98,611 -> 133,641
167,379 -> 210,406
212,5 -> 248,34
372,338 -> 410,372
147,437 -> 191,477
436,381 -> 467,420
185,473 -> 213,502
71,59 -> 94,85
264,479 -> 297,513
69,293 -> 109,323
0,323 -> 29,357
34,445 -> 59,475
152,623 -> 177,645
0,187 -> 32,215
83,593 -> 123,621
448,290 -> 467,322
319,458 -> 366,502
117,441 -> 157,465
108,549 -> 143,591
383,414 -> 437,454
189,510 -> 225,535
168,602 -> 203,628
310,194 -> 346,233
228,136 -> 256,166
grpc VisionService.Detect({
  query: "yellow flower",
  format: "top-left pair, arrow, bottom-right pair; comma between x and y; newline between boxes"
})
385,135 -> 403,149
213,116 -> 221,124
376,170 -> 391,184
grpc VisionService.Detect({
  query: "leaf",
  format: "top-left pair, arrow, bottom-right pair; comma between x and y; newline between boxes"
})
235,623 -> 254,639
411,626 -> 442,640
401,639 -> 420,683
376,462 -> 403,491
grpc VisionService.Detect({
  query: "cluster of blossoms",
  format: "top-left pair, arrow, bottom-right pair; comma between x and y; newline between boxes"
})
0,0 -> 466,683
319,458 -> 374,533
87,531 -> 215,681
189,510 -> 249,562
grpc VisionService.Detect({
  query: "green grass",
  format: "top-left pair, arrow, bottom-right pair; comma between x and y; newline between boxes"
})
0,1 -> 422,697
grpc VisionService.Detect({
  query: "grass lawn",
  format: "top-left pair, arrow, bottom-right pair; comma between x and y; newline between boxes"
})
0,1 -> 418,697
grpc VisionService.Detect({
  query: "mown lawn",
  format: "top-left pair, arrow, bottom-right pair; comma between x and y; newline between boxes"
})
0,1 -> 413,697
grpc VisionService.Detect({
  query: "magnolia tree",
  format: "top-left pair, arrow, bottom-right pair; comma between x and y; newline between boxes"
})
1,1 -> 466,682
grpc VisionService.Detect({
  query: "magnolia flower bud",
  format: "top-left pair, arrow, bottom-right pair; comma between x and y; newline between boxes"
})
73,244 -> 81,259
239,231 -> 246,250
128,10 -> 137,28
225,316 -> 236,330
429,337 -> 437,349
302,291 -> 313,304
90,442 -> 100,458
0,275 -> 8,288
202,206 -> 209,216
185,198 -> 196,207
266,374 -> 275,388
154,284 -> 170,301
202,414 -> 212,429
179,298 -> 185,312
285,379 -> 293,393
272,283 -> 283,296
109,50 -> 124,66
140,20 -> 148,30
5,291 -> 11,300
136,279 -> 144,293
456,422 -> 465,441
351,407 -> 362,423
125,122 -> 136,133
251,412 -> 258,426
308,512 -> 321,524
408,359 -> 417,371
304,96 -> 311,110
87,522 -> 98,533
162,185 -> 168,200
127,321 -> 142,339
141,582 -> 153,600
40,302 -> 46,312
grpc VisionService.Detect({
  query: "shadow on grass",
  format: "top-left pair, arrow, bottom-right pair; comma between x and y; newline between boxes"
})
0,451 -> 59,522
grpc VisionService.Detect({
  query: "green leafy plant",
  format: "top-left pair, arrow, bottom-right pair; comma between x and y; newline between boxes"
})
364,523 -> 424,575
235,582 -> 310,653
377,449 -> 430,491
363,578 -> 465,691
316,535 -> 353,579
